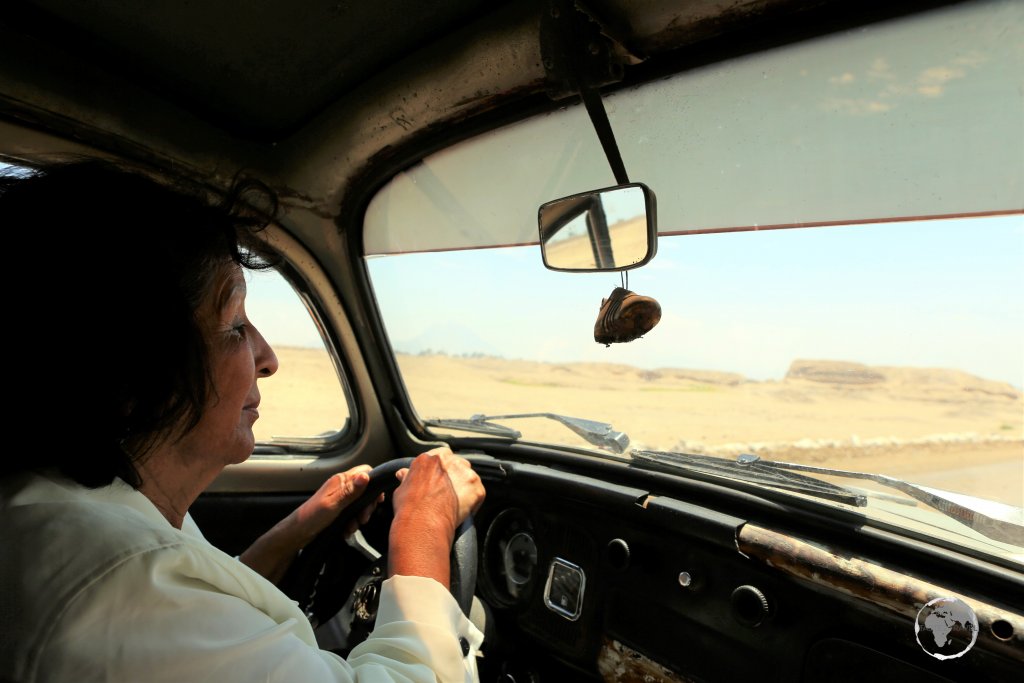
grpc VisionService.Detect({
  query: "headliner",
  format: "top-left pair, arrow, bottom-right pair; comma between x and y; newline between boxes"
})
0,0 -> 935,141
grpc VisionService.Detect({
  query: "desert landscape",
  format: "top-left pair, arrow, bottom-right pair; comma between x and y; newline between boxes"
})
256,347 -> 1023,507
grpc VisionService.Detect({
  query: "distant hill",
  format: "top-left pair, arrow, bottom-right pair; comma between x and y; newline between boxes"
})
785,359 -> 1021,400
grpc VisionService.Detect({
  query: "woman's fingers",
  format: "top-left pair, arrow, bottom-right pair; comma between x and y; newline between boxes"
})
440,450 -> 486,520
391,446 -> 486,532
291,464 -> 373,545
320,466 -> 372,514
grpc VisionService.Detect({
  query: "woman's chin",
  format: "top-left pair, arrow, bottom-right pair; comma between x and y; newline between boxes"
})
226,432 -> 256,465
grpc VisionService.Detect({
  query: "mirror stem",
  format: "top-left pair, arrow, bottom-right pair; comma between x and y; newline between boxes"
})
579,86 -> 630,185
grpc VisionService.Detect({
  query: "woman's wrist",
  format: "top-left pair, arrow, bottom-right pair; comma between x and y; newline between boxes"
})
387,511 -> 456,586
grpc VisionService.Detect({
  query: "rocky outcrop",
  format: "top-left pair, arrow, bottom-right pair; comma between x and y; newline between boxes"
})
662,369 -> 745,386
784,359 -> 1021,401
786,360 -> 886,385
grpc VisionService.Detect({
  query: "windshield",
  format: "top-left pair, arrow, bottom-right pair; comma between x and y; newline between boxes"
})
363,0 -> 1023,560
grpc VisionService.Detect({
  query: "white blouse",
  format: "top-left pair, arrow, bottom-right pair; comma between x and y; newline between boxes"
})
0,472 -> 482,683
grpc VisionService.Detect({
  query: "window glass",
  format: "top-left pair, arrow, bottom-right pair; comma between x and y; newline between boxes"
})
368,218 -> 1021,497
245,267 -> 351,444
363,0 -> 1023,558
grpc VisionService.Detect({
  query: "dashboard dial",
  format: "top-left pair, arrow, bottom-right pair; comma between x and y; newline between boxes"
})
482,508 -> 539,606
503,531 -> 539,595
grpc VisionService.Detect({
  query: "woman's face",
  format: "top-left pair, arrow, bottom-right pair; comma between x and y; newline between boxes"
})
175,263 -> 279,468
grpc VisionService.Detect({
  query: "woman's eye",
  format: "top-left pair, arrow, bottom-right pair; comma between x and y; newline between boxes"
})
229,321 -> 249,338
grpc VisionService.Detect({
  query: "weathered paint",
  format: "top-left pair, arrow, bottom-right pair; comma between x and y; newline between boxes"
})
737,524 -> 1024,662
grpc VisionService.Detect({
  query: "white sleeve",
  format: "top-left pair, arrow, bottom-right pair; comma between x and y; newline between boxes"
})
350,575 -> 484,682
36,546 -> 481,683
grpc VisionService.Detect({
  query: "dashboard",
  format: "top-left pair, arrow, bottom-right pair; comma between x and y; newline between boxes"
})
468,455 -> 1023,682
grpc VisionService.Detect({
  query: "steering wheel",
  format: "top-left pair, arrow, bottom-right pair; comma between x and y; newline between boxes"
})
279,457 -> 477,639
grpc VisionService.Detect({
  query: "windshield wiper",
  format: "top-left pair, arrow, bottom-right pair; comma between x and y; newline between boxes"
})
633,450 -> 1024,546
632,450 -> 867,507
739,455 -> 1024,546
424,413 -> 630,454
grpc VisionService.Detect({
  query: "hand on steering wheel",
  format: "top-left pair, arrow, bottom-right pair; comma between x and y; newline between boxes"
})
279,448 -> 483,634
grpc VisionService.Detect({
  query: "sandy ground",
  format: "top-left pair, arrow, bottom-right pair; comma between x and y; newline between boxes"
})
544,216 -> 650,269
256,348 -> 1023,507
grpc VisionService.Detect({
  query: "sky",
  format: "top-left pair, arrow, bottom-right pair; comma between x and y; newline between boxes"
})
362,214 -> 1024,388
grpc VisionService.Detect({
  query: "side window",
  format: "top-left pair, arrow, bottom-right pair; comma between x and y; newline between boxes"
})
245,267 -> 351,445
0,160 -> 352,447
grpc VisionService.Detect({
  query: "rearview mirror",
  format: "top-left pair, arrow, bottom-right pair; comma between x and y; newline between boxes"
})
538,183 -> 657,272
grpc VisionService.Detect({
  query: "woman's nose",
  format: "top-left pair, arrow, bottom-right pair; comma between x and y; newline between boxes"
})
253,325 -> 279,378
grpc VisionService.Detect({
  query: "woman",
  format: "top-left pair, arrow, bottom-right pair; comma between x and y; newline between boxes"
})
0,159 -> 485,682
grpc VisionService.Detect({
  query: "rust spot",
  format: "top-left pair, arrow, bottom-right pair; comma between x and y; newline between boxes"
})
598,638 -> 700,683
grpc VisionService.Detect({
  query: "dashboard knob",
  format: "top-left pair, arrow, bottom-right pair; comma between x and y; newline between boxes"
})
731,585 -> 771,627
605,538 -> 631,571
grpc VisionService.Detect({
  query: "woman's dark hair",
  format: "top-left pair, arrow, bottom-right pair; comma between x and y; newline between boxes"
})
0,157 -> 279,488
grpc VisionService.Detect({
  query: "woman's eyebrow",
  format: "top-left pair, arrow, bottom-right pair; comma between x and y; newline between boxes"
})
216,281 -> 247,313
